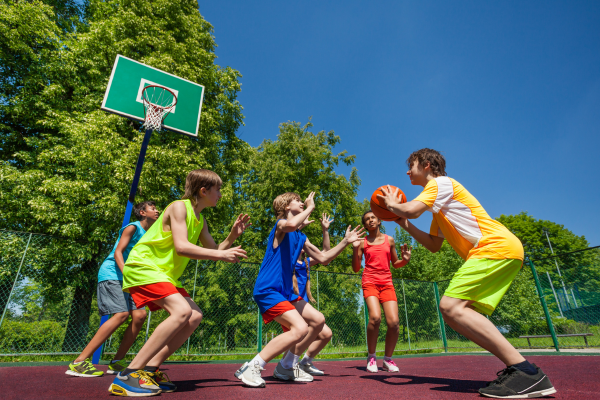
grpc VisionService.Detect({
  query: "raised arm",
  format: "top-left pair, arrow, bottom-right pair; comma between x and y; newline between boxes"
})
280,192 -> 316,233
218,214 -> 251,250
304,225 -> 365,265
113,225 -> 137,272
395,217 -> 444,253
308,213 -> 333,267
169,202 -> 247,262
389,236 -> 411,268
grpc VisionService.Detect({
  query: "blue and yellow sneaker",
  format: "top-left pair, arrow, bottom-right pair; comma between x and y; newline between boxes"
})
149,369 -> 177,393
107,359 -> 128,375
108,370 -> 161,397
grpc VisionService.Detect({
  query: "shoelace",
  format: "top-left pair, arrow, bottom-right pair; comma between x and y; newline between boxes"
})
386,360 -> 397,367
488,367 -> 512,386
251,362 -> 263,378
368,358 -> 377,367
81,360 -> 95,370
154,370 -> 171,383
136,370 -> 160,387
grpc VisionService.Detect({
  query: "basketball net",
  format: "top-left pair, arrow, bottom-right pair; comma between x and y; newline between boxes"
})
142,85 -> 177,132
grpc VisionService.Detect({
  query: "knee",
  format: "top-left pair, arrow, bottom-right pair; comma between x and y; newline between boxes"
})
291,322 -> 309,341
321,325 -> 333,341
387,318 -> 400,332
132,310 -> 147,324
174,307 -> 193,325
311,313 -> 325,330
439,298 -> 460,320
189,310 -> 203,328
113,312 -> 129,324
369,316 -> 381,327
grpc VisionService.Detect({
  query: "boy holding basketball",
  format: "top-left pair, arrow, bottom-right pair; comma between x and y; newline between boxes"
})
377,148 -> 555,398
234,192 -> 364,388
108,169 -> 250,397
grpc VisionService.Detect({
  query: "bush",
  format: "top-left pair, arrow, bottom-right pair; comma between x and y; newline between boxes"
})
0,320 -> 65,353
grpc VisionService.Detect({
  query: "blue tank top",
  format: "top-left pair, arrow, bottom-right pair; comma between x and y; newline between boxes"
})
98,221 -> 147,283
294,257 -> 311,303
253,221 -> 307,314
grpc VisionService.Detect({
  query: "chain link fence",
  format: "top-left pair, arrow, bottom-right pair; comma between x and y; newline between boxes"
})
1,230 -> 599,361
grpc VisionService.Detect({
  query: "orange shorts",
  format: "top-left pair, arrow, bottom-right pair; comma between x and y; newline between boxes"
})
129,282 -> 190,311
363,284 -> 397,304
261,300 -> 296,325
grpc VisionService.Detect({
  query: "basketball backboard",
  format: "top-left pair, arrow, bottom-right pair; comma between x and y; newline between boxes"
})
101,55 -> 205,137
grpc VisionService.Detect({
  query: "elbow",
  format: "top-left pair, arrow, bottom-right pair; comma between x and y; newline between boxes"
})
174,244 -> 186,257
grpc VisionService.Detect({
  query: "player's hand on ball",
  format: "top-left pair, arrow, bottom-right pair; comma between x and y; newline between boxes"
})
231,214 -> 251,237
304,192 -> 316,210
320,213 -> 333,230
221,246 -> 248,263
344,225 -> 366,244
400,243 -> 412,263
376,185 -> 401,210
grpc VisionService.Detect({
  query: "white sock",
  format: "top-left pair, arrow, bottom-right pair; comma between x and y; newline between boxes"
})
384,356 -> 392,362
251,354 -> 267,369
368,353 -> 376,360
300,354 -> 314,365
281,351 -> 299,369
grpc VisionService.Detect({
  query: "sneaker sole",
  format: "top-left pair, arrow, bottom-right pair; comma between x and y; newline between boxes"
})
106,369 -> 122,375
303,369 -> 325,376
235,368 -> 265,388
65,370 -> 103,378
273,370 -> 313,382
108,383 -> 161,397
367,368 -> 378,373
382,367 -> 399,373
480,388 -> 557,398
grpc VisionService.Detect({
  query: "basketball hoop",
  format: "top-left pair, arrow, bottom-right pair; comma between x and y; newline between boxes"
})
141,84 -> 178,131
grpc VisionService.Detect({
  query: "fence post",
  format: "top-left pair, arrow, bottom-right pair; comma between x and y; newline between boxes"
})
433,282 -> 448,353
186,260 -> 200,356
145,311 -> 152,342
363,296 -> 369,354
257,309 -> 263,353
546,271 -> 564,318
0,233 -> 32,330
400,280 -> 411,350
528,260 -> 560,352
316,270 -> 320,311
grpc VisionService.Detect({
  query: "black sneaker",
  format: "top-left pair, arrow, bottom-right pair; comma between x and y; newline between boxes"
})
479,364 -> 556,398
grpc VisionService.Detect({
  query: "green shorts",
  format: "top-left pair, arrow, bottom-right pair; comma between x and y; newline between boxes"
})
444,258 -> 522,316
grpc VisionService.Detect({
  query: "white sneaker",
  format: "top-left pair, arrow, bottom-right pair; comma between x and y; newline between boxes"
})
382,359 -> 399,372
273,362 -> 314,382
299,361 -> 324,376
367,357 -> 378,373
234,361 -> 266,388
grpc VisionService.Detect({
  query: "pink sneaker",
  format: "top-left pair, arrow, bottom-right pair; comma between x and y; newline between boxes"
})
382,359 -> 399,372
366,357 -> 378,373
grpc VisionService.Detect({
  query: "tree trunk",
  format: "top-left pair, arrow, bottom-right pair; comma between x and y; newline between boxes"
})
61,258 -> 98,352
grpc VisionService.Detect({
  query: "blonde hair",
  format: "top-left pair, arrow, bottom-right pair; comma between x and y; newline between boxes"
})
293,260 -> 316,304
182,169 -> 222,206
273,192 -> 301,219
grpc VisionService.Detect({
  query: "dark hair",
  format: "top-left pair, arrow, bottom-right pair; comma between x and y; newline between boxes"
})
361,209 -> 380,226
182,169 -> 222,206
406,148 -> 446,177
133,201 -> 156,220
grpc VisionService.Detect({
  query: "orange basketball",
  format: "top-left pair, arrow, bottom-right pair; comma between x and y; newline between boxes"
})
369,186 -> 406,221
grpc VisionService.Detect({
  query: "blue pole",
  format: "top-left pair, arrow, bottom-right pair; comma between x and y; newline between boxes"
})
92,128 -> 153,364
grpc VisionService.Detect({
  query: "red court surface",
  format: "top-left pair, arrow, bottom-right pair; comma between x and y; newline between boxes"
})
1,355 -> 598,399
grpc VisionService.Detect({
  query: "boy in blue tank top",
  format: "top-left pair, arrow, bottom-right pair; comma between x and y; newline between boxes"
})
235,192 -> 365,388
66,201 -> 159,378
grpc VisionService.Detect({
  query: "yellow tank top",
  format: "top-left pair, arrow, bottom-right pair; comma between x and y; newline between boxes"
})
122,199 -> 204,291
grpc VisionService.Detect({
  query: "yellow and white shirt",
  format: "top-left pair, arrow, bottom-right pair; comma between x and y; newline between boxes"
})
414,177 -> 523,261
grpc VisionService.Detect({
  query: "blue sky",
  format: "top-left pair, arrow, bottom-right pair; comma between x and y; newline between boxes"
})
199,1 -> 600,246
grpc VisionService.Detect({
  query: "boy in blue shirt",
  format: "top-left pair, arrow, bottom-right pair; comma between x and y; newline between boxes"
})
66,201 -> 159,378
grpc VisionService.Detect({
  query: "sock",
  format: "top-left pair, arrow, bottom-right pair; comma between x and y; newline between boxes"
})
110,359 -> 121,364
368,353 -> 376,360
251,354 -> 267,369
122,368 -> 138,376
300,354 -> 314,365
510,360 -> 537,376
281,351 -> 299,369
144,366 -> 158,373
384,356 -> 392,362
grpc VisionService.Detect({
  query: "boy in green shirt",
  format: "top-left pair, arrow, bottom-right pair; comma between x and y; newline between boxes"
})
108,169 -> 250,397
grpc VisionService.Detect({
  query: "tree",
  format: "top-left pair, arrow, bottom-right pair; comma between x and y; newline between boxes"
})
0,0 -> 246,350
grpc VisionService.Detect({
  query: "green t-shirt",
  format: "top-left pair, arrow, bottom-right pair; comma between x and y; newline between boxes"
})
122,199 -> 204,291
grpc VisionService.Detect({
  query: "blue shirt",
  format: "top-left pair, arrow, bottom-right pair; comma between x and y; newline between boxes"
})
294,257 -> 311,303
98,221 -> 147,283
253,221 -> 307,314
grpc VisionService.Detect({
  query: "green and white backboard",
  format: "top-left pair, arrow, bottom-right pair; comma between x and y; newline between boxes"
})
101,55 -> 205,137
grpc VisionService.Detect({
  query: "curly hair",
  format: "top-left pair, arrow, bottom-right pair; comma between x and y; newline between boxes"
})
406,148 -> 446,177
133,201 -> 156,220
273,192 -> 302,219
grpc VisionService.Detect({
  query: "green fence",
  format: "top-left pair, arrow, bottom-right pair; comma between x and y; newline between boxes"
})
1,230 -> 599,360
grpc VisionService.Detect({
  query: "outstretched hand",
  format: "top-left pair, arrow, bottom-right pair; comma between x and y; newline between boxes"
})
376,185 -> 401,210
298,218 -> 315,230
344,225 -> 367,244
221,246 -> 248,263
399,243 -> 412,263
231,214 -> 251,238
320,213 -> 333,230
304,192 -> 316,210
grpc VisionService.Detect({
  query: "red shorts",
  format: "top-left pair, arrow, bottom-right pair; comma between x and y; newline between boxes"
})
129,282 -> 190,311
363,284 -> 397,304
262,300 -> 296,325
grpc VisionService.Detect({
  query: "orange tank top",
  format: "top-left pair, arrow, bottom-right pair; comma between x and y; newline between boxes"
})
362,235 -> 393,286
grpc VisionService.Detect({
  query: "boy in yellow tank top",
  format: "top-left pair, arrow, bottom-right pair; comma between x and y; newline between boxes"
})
377,149 -> 555,399
108,169 -> 250,397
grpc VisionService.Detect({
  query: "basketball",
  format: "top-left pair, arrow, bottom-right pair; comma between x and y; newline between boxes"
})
369,186 -> 406,221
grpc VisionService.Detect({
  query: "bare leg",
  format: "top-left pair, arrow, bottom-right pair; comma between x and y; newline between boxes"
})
290,300 -> 325,356
146,298 -> 203,367
258,310 -> 308,362
113,309 -> 147,360
75,312 -> 129,363
305,323 -> 332,358
365,296 -> 382,355
439,296 -> 525,366
381,301 -> 399,358
127,294 -> 192,370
